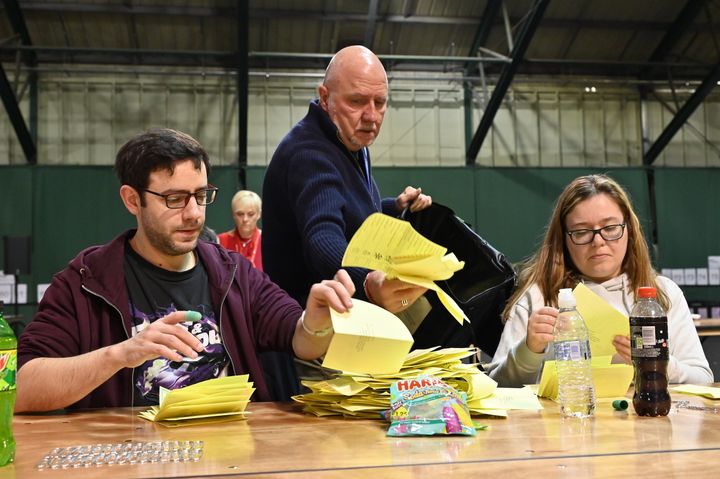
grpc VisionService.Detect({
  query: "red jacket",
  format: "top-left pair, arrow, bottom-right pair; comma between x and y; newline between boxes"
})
218,227 -> 263,271
18,230 -> 301,409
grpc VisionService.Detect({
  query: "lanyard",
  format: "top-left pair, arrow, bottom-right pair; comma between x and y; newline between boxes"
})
359,147 -> 372,192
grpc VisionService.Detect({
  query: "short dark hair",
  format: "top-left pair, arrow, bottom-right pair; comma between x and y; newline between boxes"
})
114,128 -> 210,203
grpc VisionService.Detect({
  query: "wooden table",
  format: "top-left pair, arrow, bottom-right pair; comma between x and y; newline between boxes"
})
694,318 -> 720,337
3,390 -> 720,478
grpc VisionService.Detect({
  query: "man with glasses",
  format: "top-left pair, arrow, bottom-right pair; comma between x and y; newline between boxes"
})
16,128 -> 355,412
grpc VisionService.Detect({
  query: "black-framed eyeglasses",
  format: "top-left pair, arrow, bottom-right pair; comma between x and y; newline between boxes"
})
567,223 -> 626,245
142,185 -> 219,209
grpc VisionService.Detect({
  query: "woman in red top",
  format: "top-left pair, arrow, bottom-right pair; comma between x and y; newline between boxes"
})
218,190 -> 263,271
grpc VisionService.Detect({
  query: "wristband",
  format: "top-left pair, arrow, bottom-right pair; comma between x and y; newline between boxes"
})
363,273 -> 376,304
300,312 -> 333,337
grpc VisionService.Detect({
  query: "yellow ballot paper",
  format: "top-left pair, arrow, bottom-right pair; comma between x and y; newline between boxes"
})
670,384 -> 720,399
471,386 -> 543,411
322,299 -> 414,375
537,356 -> 633,400
573,283 -> 630,357
342,213 -> 468,324
138,375 -> 254,426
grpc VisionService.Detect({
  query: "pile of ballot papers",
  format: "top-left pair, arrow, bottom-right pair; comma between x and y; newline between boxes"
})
139,375 -> 255,426
294,347 -> 542,418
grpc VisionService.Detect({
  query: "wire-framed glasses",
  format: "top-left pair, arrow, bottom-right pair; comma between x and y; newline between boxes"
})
566,223 -> 626,245
142,186 -> 218,209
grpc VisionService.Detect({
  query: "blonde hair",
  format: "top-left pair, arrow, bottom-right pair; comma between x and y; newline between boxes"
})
502,174 -> 668,319
231,190 -> 261,214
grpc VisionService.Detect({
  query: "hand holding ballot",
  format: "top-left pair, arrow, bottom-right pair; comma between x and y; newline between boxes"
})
342,213 -> 468,323
363,270 -> 427,314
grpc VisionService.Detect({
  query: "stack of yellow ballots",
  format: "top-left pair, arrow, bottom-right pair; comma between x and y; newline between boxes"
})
293,347 -> 542,418
138,375 -> 254,426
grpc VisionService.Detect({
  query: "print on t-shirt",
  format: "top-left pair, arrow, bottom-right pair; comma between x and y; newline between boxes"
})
131,303 -> 227,405
123,239 -> 229,406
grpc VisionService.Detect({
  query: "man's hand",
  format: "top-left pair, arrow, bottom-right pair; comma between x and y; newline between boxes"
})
15,310 -> 205,413
293,270 -> 355,360
526,306 -> 558,354
364,270 -> 427,314
303,269 -> 356,333
108,310 -> 205,368
395,186 -> 432,213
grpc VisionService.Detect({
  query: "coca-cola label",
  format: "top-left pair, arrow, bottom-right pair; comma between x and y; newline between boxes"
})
630,316 -> 669,359
0,349 -> 16,391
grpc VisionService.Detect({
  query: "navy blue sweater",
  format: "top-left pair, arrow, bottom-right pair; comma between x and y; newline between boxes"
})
262,100 -> 397,303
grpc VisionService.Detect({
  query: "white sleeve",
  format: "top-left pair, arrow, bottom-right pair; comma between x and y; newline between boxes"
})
658,276 -> 714,384
486,287 -> 548,387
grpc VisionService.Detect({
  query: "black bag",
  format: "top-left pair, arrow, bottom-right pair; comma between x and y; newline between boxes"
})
400,203 -> 516,356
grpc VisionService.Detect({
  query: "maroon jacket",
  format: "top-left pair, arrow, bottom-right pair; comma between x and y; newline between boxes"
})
18,230 -> 302,409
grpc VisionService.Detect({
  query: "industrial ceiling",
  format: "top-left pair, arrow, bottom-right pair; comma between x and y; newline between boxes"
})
1,0 -> 720,165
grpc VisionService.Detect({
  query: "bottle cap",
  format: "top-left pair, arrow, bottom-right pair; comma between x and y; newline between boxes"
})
612,399 -> 628,411
557,288 -> 576,308
637,287 -> 657,298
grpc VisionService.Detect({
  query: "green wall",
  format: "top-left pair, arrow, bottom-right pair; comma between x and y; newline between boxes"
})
1,165 -> 718,315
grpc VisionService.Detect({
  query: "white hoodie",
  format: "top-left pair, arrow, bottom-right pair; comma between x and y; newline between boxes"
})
486,273 -> 713,386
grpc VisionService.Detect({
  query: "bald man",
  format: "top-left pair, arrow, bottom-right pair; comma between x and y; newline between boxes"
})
262,45 -> 432,317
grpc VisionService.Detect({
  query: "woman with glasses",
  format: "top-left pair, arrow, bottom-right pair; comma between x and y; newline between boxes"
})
486,174 -> 712,386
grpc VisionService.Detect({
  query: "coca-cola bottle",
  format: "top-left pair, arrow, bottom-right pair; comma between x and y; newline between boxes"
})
630,286 -> 670,417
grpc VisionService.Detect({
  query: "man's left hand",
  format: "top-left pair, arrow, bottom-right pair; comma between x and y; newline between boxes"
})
364,270 -> 427,314
395,186 -> 432,213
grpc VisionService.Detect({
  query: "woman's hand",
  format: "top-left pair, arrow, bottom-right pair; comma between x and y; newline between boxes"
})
526,306 -> 558,354
612,335 -> 632,364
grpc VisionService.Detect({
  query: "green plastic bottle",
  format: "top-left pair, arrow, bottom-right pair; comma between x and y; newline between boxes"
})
0,303 -> 16,467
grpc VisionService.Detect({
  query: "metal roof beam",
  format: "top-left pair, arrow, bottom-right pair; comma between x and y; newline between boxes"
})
465,0 -> 501,65
643,62 -> 720,165
1,0 -> 37,160
640,0 -> 707,81
4,2 -> 232,17
7,4 -> 720,32
1,0 -> 36,66
401,0 -> 417,18
237,2 -> 248,187
466,0 -> 551,165
463,1 -> 502,151
364,0 -> 379,49
0,62 -> 36,164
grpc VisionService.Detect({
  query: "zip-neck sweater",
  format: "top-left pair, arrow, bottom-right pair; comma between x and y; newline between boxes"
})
17,230 -> 302,409
262,99 -> 397,304
486,273 -> 713,386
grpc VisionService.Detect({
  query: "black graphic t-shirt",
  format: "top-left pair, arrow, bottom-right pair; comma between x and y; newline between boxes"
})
124,241 -> 229,406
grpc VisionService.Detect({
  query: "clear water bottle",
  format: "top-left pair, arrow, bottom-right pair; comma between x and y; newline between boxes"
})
630,286 -> 670,417
553,288 -> 595,418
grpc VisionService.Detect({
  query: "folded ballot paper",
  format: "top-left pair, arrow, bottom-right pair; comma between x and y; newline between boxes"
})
138,375 -> 255,426
342,213 -> 468,324
670,384 -> 720,399
323,299 -> 414,375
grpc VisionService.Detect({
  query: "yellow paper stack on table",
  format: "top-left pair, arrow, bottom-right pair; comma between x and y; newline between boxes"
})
341,213 -> 468,324
138,375 -> 255,427
294,347 -> 542,418
537,356 -> 634,400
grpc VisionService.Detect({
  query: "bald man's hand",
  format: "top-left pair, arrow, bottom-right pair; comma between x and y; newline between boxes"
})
396,186 -> 432,213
